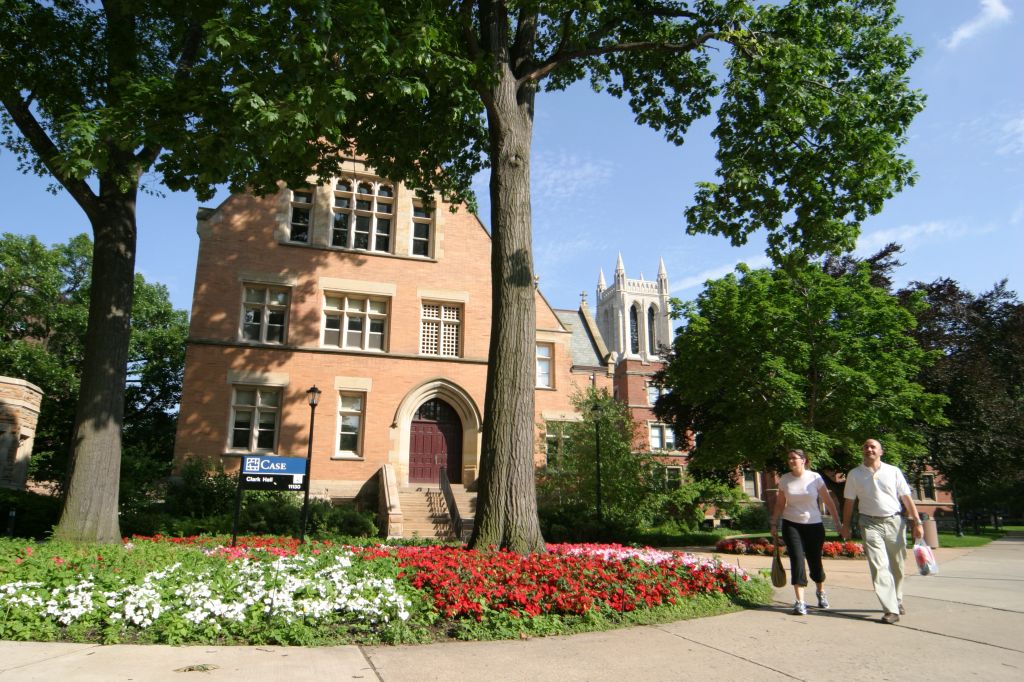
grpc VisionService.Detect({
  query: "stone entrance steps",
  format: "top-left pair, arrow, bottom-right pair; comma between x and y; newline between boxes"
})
398,484 -> 476,540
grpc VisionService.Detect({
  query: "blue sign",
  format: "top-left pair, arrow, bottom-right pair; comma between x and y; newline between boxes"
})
239,455 -> 307,491
242,455 -> 307,476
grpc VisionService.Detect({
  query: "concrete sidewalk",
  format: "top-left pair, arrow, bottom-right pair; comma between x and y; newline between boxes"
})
2,534 -> 1022,681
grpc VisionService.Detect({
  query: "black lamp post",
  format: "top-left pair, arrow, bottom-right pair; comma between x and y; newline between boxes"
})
591,402 -> 603,524
299,385 -> 321,543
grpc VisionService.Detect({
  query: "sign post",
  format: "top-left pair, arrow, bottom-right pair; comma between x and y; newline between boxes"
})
231,454 -> 309,545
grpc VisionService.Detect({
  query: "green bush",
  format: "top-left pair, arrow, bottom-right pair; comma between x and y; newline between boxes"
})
734,503 -> 770,533
0,488 -> 61,540
163,459 -> 235,519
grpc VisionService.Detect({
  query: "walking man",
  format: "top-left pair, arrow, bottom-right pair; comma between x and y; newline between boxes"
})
840,439 -> 924,624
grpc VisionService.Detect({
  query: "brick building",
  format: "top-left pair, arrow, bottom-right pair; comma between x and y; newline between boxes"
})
172,159 -> 619,534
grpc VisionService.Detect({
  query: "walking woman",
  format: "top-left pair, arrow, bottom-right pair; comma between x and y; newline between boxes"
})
770,449 -> 843,615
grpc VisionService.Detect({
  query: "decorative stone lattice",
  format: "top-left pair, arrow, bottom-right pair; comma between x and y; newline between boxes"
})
0,376 -> 43,491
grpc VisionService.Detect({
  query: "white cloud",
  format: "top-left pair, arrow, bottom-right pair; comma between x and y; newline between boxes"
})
670,254 -> 770,294
1011,202 -> 1024,225
943,0 -> 1012,50
531,150 -> 614,200
855,220 -> 976,254
997,116 -> 1024,156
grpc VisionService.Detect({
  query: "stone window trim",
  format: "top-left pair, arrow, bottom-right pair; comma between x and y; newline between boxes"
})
648,422 -> 676,451
335,391 -> 366,460
411,203 -> 434,257
239,283 -> 290,345
647,381 -> 669,407
288,188 -> 314,244
331,176 -> 395,253
915,473 -> 937,501
322,292 -> 390,352
227,385 -> 281,454
536,342 -> 554,389
420,301 -> 462,357
665,465 -> 683,490
544,421 -> 572,469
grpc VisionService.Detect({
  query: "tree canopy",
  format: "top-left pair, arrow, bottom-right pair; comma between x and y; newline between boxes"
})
0,1 -> 229,541
0,233 -> 188,513
654,256 -> 947,474
899,279 -> 1024,515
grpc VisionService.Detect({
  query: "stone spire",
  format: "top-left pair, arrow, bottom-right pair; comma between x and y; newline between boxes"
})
597,268 -> 607,296
657,257 -> 668,292
614,253 -> 625,285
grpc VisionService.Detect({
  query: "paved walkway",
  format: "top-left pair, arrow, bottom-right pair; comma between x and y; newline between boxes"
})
2,534 -> 1022,681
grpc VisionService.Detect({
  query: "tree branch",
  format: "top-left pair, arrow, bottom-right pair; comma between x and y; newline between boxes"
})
460,0 -> 483,63
519,31 -> 724,86
0,90 -> 100,213
136,21 -> 206,170
510,6 -> 537,79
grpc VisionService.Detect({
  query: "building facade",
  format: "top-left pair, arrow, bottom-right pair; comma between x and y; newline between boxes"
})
172,159 -> 607,504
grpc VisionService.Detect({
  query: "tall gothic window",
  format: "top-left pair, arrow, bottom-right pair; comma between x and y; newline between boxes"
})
648,306 -> 657,354
629,306 -> 640,354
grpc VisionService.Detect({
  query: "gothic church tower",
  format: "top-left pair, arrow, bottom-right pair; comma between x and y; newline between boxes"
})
595,255 -> 672,364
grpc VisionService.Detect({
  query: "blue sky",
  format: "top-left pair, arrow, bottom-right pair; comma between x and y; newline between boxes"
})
2,1 -> 1022,315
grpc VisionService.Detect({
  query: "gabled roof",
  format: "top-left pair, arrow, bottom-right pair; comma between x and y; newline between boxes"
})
553,300 -> 609,369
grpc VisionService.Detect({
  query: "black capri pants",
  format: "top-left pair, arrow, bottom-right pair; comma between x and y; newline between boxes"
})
781,519 -> 827,587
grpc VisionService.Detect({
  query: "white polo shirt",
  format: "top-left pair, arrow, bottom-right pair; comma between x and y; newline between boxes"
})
843,461 -> 912,517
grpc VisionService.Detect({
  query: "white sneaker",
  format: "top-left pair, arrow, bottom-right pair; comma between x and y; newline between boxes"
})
793,601 -> 807,615
817,591 -> 830,609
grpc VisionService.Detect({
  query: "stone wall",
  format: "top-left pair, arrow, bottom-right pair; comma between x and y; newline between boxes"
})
0,376 -> 44,491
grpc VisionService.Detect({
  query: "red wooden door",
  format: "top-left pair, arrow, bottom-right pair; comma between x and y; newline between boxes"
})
408,399 -> 463,484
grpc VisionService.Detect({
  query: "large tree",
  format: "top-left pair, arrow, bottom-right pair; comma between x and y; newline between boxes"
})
0,2 -> 232,541
654,258 -> 946,473
173,0 -> 924,552
0,232 -> 188,514
900,279 -> 1024,516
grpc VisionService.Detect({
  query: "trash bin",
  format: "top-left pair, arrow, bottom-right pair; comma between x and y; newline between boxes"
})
921,513 -> 939,549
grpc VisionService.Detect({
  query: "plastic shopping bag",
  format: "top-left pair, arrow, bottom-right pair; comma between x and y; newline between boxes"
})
913,538 -> 939,576
771,545 -> 788,587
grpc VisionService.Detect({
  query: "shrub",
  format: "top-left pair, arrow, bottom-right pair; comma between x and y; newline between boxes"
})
163,459 -> 235,519
733,503 -> 770,533
0,488 -> 61,540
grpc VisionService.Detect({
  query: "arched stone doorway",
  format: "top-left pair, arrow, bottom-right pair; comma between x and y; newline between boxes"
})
391,379 -> 482,487
409,398 -> 463,484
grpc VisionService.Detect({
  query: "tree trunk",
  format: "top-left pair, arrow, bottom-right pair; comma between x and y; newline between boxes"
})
468,48 -> 545,553
53,184 -> 138,544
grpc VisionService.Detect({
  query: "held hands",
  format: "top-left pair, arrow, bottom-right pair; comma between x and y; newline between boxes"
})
838,524 -> 851,541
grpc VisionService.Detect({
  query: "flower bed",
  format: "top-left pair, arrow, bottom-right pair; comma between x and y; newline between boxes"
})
0,536 -> 769,645
715,537 -> 864,558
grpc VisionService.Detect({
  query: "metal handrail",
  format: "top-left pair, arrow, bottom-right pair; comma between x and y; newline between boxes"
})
439,467 -> 471,541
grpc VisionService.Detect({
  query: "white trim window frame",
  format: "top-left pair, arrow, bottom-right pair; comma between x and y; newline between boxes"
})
544,421 -> 570,469
665,465 -> 683,490
323,293 -> 388,351
536,343 -> 553,388
411,203 -> 433,257
336,392 -> 365,459
331,178 -> 394,253
420,301 -> 461,357
289,189 -> 313,243
241,284 -> 289,344
647,382 -> 669,406
229,386 -> 280,452
649,423 -> 675,451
